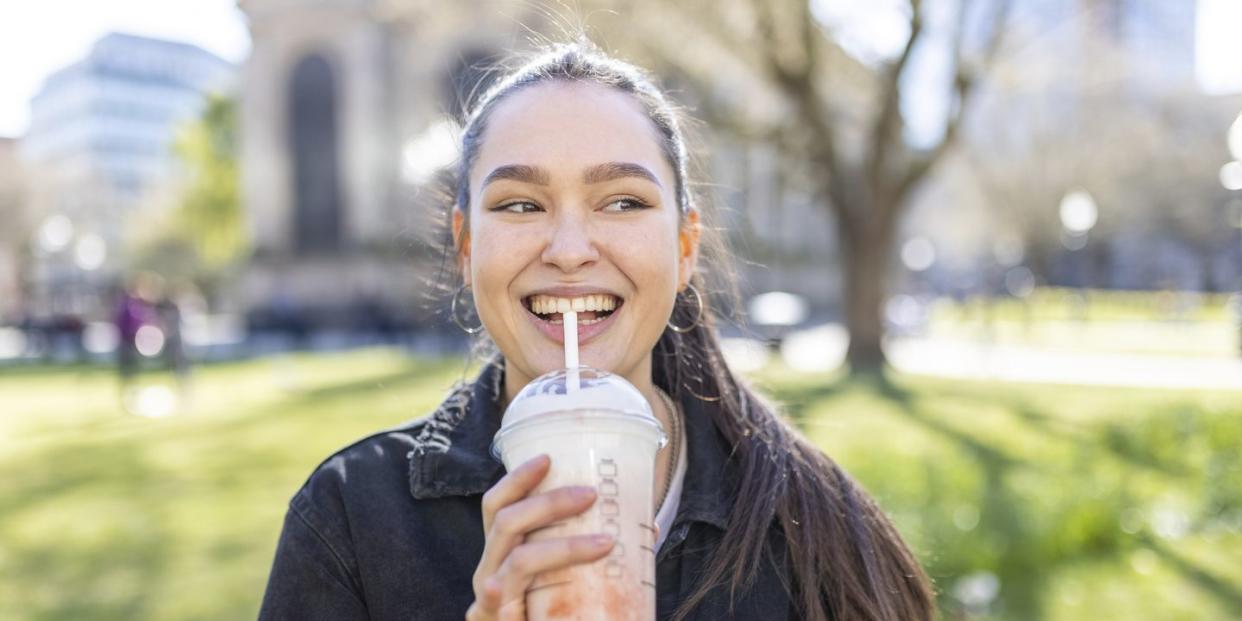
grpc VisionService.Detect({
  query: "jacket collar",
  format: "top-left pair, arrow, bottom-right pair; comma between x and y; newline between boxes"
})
407,359 -> 734,530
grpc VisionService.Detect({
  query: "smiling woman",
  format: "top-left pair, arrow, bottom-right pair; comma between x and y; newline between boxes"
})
259,39 -> 934,621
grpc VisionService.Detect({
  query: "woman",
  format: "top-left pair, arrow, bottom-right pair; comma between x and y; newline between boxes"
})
260,41 -> 934,621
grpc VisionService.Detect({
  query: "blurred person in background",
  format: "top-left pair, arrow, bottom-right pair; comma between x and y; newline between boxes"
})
260,40 -> 933,621
156,282 -> 201,394
113,272 -> 159,395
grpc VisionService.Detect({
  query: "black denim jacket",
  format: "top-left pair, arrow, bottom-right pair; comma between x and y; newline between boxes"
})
259,361 -> 796,620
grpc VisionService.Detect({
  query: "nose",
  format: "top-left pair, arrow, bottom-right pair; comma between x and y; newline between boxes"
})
541,211 -> 599,272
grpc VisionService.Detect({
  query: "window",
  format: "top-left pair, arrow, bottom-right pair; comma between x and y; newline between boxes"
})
287,53 -> 343,255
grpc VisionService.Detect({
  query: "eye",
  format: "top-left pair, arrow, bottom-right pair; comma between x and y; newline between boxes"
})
491,201 -> 543,214
602,197 -> 653,213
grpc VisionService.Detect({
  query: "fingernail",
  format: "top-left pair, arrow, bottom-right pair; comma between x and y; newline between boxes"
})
592,535 -> 614,546
572,486 -> 596,499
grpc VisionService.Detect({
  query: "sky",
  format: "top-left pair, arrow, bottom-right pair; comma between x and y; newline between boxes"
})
0,0 -> 1240,138
1197,0 -> 1242,95
0,0 -> 250,137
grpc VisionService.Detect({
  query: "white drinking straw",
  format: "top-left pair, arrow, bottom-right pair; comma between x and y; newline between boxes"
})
563,310 -> 580,392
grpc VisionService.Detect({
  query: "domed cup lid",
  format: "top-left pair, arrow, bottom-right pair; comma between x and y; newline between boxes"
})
501,366 -> 654,426
492,366 -> 667,462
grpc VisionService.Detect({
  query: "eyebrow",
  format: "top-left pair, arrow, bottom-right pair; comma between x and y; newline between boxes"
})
480,164 -> 549,188
582,162 -> 663,188
480,161 -> 663,190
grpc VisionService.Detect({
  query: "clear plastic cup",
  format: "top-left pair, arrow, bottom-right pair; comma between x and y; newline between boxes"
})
492,367 -> 667,620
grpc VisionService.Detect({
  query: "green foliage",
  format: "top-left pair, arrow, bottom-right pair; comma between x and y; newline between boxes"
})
171,94 -> 247,274
1,352 -> 1239,620
128,94 -> 247,292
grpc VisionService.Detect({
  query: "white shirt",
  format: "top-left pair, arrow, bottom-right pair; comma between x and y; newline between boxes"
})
653,419 -> 688,551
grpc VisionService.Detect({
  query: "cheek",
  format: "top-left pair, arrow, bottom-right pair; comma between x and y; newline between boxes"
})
604,222 -> 681,300
633,223 -> 679,271
466,224 -> 506,307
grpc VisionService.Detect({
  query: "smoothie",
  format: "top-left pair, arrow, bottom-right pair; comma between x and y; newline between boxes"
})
492,368 -> 666,620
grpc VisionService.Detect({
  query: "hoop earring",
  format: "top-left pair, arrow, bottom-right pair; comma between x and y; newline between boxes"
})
667,283 -> 704,333
451,284 -> 484,334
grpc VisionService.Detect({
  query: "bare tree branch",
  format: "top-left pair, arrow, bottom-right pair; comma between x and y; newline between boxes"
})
751,0 -> 841,196
867,0 -> 925,207
798,0 -> 819,80
897,0 -> 1014,201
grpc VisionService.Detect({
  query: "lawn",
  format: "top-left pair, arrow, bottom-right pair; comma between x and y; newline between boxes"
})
928,288 -> 1240,358
1,349 -> 1239,620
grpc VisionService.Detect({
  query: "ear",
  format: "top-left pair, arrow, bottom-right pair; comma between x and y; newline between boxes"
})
451,208 -> 472,286
677,210 -> 701,290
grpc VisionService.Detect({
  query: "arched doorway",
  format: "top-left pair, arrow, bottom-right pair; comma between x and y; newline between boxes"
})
288,53 -> 343,254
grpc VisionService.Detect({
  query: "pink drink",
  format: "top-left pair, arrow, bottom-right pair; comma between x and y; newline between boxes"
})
492,368 -> 666,620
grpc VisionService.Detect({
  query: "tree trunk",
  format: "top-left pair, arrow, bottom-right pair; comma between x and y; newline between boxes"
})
841,213 -> 895,375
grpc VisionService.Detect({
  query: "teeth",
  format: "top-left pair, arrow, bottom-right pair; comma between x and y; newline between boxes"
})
549,316 -> 605,325
528,293 -> 620,314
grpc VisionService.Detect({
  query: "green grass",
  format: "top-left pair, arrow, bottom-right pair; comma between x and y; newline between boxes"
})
929,288 -> 1240,358
2,350 -> 1240,620
935,288 -> 1236,323
0,351 -> 468,621
750,363 -> 1242,621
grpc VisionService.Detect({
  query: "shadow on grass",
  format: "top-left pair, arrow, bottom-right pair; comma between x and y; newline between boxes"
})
774,373 -> 913,428
0,439 -> 172,620
1141,534 -> 1242,617
0,353 -> 464,620
879,378 -> 1204,479
0,413 -> 306,620
773,370 -> 1242,620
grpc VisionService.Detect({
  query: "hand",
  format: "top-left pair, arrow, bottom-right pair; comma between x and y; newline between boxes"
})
465,455 -> 616,621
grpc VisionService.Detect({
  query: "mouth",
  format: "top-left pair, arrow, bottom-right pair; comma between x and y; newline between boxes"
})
522,293 -> 623,326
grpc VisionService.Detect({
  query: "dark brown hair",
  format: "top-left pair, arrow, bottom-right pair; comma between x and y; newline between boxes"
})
440,40 -> 935,621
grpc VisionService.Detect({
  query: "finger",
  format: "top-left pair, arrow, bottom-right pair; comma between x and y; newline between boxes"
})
466,578 -> 502,621
464,601 -> 490,621
476,485 -> 597,588
481,455 -> 550,532
498,598 -> 525,621
479,575 -> 502,610
497,535 -> 616,610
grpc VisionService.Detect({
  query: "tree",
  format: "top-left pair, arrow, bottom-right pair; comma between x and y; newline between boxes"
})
132,94 -> 248,299
173,95 -> 248,278
611,0 -> 1013,373
0,139 -> 30,317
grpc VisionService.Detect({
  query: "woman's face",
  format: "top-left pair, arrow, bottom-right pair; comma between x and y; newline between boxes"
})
454,81 -> 699,394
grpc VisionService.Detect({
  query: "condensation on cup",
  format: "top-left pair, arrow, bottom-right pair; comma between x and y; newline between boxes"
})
492,366 -> 667,620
